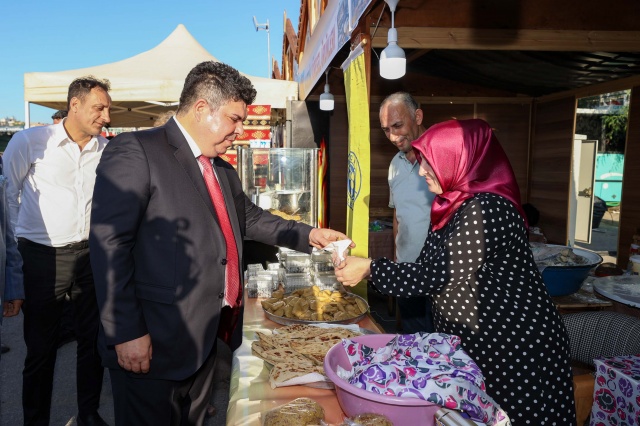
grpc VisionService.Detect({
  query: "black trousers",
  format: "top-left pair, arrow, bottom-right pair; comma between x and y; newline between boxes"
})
19,238 -> 104,426
109,345 -> 217,426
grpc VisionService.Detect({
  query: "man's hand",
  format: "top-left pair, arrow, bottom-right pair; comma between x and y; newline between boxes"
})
115,334 -> 153,373
334,256 -> 372,287
2,299 -> 23,317
309,228 -> 356,250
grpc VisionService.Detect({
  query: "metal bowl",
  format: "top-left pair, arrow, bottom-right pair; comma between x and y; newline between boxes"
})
273,190 -> 307,215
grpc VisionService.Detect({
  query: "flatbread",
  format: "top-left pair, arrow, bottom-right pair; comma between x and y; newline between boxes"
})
290,340 -> 338,362
305,329 -> 361,342
277,324 -> 328,339
252,325 -> 365,386
268,362 -> 326,389
251,341 -> 311,365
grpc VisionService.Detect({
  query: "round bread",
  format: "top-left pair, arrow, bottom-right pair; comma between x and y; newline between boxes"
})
351,413 -> 394,426
263,397 -> 324,426
595,262 -> 624,277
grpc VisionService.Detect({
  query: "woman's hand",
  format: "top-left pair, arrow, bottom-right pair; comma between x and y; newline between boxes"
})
334,256 -> 372,287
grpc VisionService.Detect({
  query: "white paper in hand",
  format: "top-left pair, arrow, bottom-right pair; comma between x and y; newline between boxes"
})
321,239 -> 353,267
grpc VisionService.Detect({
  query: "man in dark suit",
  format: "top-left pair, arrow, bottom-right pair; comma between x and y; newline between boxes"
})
89,61 -> 351,425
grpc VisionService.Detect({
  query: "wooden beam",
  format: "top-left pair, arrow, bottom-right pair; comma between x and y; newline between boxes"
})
537,75 -> 640,102
371,28 -> 640,51
272,60 -> 282,80
285,18 -> 298,58
406,49 -> 430,64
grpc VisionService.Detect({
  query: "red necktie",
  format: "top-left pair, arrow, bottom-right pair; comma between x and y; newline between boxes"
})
198,156 -> 240,307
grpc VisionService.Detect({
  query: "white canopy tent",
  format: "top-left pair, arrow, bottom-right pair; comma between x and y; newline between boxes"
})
24,24 -> 298,128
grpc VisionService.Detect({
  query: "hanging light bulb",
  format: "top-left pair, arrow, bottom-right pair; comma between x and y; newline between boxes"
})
380,0 -> 406,80
319,69 -> 334,111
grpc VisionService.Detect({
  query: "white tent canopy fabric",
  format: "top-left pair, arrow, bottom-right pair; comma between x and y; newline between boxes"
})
24,24 -> 298,127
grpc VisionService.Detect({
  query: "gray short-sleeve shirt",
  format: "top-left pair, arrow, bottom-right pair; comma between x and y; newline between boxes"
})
388,151 -> 434,263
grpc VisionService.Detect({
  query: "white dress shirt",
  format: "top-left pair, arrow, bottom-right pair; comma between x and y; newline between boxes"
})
2,120 -> 108,247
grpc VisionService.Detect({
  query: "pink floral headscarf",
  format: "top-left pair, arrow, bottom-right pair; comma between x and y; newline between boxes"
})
412,119 -> 527,231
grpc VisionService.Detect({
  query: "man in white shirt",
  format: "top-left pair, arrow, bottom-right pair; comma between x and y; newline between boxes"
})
3,77 -> 111,426
379,92 -> 435,334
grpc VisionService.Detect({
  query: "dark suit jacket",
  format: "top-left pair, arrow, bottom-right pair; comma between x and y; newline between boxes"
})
89,119 -> 313,380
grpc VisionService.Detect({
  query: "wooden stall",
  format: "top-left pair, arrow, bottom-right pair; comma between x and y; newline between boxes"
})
279,0 -> 640,268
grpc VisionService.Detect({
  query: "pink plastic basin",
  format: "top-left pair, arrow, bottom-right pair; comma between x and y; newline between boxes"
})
324,334 -> 439,425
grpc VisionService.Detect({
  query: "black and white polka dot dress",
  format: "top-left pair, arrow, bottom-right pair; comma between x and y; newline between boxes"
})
370,193 -> 576,424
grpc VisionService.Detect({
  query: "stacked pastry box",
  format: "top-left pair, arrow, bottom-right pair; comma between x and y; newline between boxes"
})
246,247 -> 341,298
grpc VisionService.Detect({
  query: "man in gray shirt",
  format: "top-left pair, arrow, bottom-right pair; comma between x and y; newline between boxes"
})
380,92 -> 435,333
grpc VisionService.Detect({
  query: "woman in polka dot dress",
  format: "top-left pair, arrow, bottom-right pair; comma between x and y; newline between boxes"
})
335,119 -> 576,424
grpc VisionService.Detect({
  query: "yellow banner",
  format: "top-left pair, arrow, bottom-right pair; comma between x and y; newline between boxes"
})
343,51 -> 370,298
318,138 -> 327,228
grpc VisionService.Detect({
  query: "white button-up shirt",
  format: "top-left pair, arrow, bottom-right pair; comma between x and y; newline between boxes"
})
2,120 -> 108,247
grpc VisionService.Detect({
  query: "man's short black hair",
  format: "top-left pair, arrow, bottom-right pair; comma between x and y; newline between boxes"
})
51,110 -> 68,120
67,76 -> 111,110
177,61 -> 256,114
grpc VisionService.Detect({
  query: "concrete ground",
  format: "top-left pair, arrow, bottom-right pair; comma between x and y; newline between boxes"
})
0,317 -> 231,426
574,208 -> 620,265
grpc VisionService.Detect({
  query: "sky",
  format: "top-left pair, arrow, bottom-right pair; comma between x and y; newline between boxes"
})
0,0 -> 300,124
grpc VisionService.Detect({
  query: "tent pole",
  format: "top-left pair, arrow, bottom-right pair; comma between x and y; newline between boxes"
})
24,101 -> 30,129
267,19 -> 271,78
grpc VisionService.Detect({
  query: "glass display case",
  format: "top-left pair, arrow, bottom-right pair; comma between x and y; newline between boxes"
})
237,147 -> 318,227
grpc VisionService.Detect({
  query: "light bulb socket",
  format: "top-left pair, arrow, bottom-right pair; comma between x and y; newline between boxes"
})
387,27 -> 398,43
384,0 -> 399,12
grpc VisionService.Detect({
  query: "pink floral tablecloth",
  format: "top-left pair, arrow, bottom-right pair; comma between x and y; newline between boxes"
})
591,355 -> 640,426
340,333 -> 510,425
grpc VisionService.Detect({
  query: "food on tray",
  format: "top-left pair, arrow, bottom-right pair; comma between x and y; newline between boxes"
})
262,397 -> 324,426
261,285 -> 368,322
268,209 -> 302,221
252,324 -> 363,387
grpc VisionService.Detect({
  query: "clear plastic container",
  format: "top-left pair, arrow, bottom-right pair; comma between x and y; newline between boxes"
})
277,247 -> 295,268
246,263 -> 265,278
256,270 -> 280,289
313,261 -> 335,275
314,274 -> 340,291
311,251 -> 335,275
283,272 -> 312,293
285,252 -> 311,273
246,275 -> 274,298
311,251 -> 333,263
266,262 -> 280,271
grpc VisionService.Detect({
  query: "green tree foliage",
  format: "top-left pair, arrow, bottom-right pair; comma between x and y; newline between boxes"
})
602,105 -> 628,153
